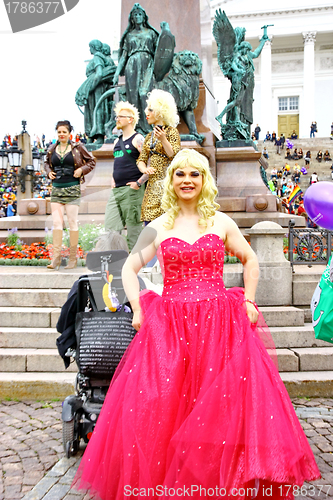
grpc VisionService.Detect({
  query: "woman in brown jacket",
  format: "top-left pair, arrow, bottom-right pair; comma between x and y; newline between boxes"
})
44,120 -> 95,269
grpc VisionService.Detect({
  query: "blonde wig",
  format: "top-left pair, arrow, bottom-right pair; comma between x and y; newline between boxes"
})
161,149 -> 220,231
114,101 -> 140,128
145,89 -> 179,127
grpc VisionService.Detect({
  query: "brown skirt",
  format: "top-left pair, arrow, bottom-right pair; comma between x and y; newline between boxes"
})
50,185 -> 81,205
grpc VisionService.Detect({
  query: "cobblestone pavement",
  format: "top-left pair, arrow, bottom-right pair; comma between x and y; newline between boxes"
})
1,399 -> 333,500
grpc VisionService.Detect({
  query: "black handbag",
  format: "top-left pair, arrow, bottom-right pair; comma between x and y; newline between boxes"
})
75,308 -> 136,379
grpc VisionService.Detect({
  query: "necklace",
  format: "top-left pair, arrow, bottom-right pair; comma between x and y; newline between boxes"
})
150,132 -> 158,151
58,142 -> 69,164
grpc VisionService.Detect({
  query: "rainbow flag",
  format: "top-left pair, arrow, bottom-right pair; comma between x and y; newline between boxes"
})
288,185 -> 303,204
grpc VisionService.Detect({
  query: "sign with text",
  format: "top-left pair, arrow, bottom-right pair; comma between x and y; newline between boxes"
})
3,0 -> 80,33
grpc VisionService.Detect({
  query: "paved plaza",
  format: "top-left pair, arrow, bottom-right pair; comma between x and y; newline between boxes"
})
1,399 -> 333,500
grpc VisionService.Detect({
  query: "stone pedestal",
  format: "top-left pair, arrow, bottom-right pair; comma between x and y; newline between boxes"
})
18,199 -> 47,216
245,221 -> 292,306
216,147 -> 267,198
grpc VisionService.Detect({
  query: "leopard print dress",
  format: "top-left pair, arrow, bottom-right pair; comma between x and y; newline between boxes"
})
138,126 -> 181,222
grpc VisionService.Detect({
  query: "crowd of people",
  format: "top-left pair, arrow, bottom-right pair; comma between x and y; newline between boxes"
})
0,129 -> 91,219
254,118 -> 333,229
269,166 -> 319,225
2,131 -> 88,151
254,120 -> 332,141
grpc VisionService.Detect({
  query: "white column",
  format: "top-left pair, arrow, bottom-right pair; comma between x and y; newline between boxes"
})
260,39 -> 272,139
301,31 -> 316,138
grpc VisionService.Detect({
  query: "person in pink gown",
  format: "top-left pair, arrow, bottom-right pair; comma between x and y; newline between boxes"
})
72,148 -> 320,499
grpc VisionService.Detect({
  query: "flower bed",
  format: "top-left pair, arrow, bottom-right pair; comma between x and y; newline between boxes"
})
0,241 -> 50,260
0,241 -> 85,266
0,224 -> 102,266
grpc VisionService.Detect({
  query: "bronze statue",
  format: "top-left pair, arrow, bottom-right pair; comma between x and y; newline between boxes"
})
213,10 -> 271,143
75,39 -> 116,145
81,5 -> 204,145
112,3 -> 159,135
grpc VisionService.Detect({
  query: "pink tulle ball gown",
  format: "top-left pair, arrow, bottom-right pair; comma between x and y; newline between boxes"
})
72,234 -> 320,499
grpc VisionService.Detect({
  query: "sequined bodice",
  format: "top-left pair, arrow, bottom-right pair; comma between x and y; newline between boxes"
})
158,234 -> 226,302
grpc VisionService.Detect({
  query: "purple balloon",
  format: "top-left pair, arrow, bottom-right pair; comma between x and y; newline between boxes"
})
304,181 -> 333,230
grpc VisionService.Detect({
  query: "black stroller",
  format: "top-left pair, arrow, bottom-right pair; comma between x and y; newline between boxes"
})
57,250 -> 146,458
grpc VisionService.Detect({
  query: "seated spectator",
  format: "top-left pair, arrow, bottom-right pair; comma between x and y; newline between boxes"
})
291,148 -> 298,160
283,163 -> 291,176
293,164 -> 301,184
270,167 -> 277,179
316,150 -> 323,162
264,131 -> 271,142
290,130 -> 298,139
310,172 -> 319,184
285,147 -> 292,160
298,148 -> 304,160
281,197 -> 289,213
262,147 -> 269,159
324,150 -> 331,162
297,201 -> 306,216
286,178 -> 294,191
271,131 -> 277,143
282,185 -> 289,198
304,150 -> 311,165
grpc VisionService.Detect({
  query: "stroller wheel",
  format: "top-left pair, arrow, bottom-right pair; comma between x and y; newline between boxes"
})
65,440 -> 72,459
63,420 -> 75,458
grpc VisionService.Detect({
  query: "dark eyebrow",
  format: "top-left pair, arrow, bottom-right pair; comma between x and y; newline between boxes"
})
175,169 -> 201,175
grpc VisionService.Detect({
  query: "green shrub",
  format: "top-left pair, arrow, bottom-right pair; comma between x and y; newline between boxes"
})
0,258 -> 52,266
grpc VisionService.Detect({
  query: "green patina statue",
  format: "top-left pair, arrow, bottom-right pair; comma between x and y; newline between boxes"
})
75,39 -> 116,145
112,3 -> 159,135
77,4 -> 204,145
213,10 -> 271,145
156,49 -> 204,144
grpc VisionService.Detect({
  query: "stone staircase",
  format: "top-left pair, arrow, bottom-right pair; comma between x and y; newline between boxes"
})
258,137 -> 333,192
0,265 -> 332,399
